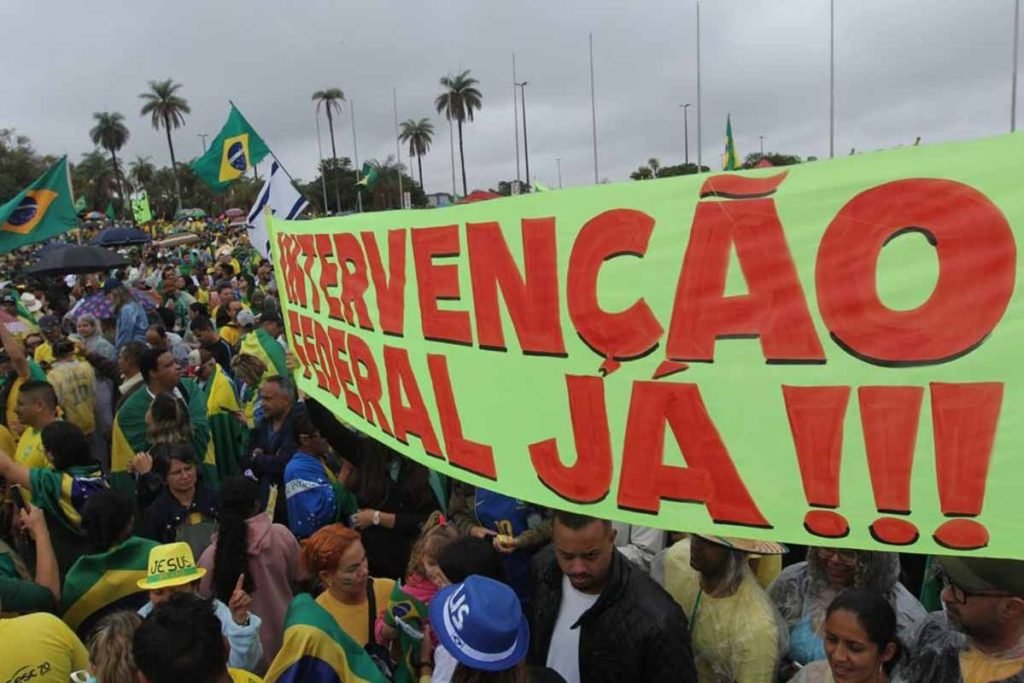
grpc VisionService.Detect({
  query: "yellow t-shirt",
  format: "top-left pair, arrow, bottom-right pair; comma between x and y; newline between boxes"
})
33,342 -> 54,367
14,426 -> 48,503
0,612 -> 89,683
960,649 -> 1024,683
46,361 -> 96,435
228,668 -> 264,683
316,578 -> 395,646
220,323 -> 243,349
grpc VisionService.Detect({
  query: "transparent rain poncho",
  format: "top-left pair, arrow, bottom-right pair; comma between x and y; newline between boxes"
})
897,611 -> 1024,683
766,548 -> 927,667
654,539 -> 790,683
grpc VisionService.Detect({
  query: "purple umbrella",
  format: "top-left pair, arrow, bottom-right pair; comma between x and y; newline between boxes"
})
67,292 -> 114,321
131,287 -> 159,310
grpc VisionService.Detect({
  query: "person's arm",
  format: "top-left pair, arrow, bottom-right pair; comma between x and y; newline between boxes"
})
20,505 -> 59,604
446,483 -> 482,536
0,448 -> 30,488
512,507 -> 553,551
221,591 -> 264,672
0,321 -> 29,380
305,397 -> 364,464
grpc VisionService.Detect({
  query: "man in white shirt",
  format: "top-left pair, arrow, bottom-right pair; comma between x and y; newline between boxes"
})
529,511 -> 696,683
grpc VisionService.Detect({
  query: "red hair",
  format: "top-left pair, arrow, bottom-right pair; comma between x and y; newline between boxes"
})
303,524 -> 362,576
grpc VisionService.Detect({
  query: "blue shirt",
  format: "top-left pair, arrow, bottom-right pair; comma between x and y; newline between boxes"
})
115,301 -> 149,351
283,451 -> 336,539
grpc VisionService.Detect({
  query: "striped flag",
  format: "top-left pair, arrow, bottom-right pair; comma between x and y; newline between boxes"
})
384,581 -> 428,683
61,536 -> 157,636
247,161 -> 308,258
265,594 -> 387,683
202,363 -> 244,484
722,114 -> 740,171
239,327 -> 288,384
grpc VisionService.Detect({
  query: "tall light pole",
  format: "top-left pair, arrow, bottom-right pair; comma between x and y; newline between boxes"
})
556,157 -> 563,189
680,104 -> 691,166
313,109 -> 328,213
759,135 -> 766,157
393,86 -> 404,209
350,99 -> 363,212
589,32 -> 599,183
829,0 -> 835,157
1013,0 -> 1021,132
197,133 -> 209,154
513,52 -> 521,182
516,81 -> 530,186
696,1 -> 703,173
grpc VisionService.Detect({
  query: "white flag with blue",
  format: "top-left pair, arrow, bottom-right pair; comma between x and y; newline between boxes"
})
247,161 -> 308,258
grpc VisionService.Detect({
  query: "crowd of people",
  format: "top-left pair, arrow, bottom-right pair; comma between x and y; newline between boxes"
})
0,226 -> 1021,683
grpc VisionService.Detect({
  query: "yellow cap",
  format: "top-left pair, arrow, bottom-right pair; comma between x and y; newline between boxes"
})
137,542 -> 207,591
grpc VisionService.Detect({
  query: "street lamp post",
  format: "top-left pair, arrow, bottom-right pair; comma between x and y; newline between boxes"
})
516,81 -> 530,187
680,104 -> 691,166
759,135 -> 765,157
197,133 -> 209,154
556,157 -> 563,189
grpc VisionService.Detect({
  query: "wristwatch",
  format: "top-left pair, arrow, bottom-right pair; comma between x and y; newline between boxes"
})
372,510 -> 381,526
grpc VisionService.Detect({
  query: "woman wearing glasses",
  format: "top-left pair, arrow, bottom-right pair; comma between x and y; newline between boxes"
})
767,547 -> 925,673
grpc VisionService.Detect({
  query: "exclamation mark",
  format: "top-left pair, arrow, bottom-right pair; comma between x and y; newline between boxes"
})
930,382 -> 1003,551
859,386 -> 924,546
783,385 -> 852,538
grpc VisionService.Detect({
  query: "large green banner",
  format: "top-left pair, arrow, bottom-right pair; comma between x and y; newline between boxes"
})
269,133 -> 1024,559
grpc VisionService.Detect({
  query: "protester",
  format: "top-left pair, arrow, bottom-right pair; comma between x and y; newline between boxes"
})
231,353 -> 269,429
240,375 -> 305,525
792,589 -> 901,683
105,279 -> 149,351
47,338 -> 99,437
529,511 -> 697,683
656,534 -> 789,682
137,541 -> 263,672
220,301 -> 245,348
768,547 -> 925,668
302,523 -> 395,647
0,608 -> 89,683
146,323 -> 191,367
199,476 -> 301,662
75,313 -> 116,361
238,311 -> 288,381
283,415 -> 356,539
137,443 -> 218,556
133,592 -> 262,683
195,347 -> 246,482
0,320 -> 48,439
12,379 -> 60,479
61,490 -> 156,638
192,315 -> 234,374
160,273 -> 196,336
33,313 -> 62,367
0,504 -> 61,613
86,610 -> 143,683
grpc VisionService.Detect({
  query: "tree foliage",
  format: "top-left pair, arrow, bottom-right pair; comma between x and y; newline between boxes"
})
0,129 -> 57,203
629,159 -> 709,180
741,152 -> 803,168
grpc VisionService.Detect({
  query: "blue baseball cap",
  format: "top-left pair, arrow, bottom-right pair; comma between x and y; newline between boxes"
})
429,575 -> 529,672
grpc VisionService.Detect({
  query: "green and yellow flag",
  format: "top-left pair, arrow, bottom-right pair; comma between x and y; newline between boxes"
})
355,163 -> 379,189
61,536 -> 157,635
131,191 -> 153,224
191,104 -> 271,193
0,157 -> 78,254
239,328 -> 288,384
722,113 -> 739,171
383,582 -> 428,683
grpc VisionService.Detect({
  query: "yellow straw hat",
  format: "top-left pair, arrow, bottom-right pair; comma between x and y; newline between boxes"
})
137,542 -> 207,591
693,534 -> 788,556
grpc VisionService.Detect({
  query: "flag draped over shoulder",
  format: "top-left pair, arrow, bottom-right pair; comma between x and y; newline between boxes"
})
240,328 -> 288,383
265,593 -> 387,683
0,157 -> 78,254
203,363 -> 243,483
61,536 -> 157,635
722,114 -> 739,171
247,162 -> 308,258
191,105 -> 270,193
384,582 -> 428,683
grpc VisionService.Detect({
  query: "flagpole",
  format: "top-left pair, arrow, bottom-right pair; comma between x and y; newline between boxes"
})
696,1 -> 703,173
350,100 -> 363,212
1013,0 -> 1020,132
513,52 -> 521,183
314,108 -> 329,213
448,117 -> 457,196
393,86 -> 404,209
64,155 -> 82,245
589,32 -> 599,184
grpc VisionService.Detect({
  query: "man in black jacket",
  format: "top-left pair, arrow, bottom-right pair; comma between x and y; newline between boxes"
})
530,511 -> 697,683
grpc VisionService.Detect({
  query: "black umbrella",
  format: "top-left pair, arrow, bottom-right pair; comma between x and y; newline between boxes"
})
28,245 -> 129,275
91,227 -> 152,247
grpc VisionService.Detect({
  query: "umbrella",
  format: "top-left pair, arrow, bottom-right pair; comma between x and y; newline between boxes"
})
91,227 -> 152,247
36,242 -> 73,255
27,245 -> 128,276
225,208 -> 245,218
131,287 -> 159,310
84,211 -> 104,220
67,292 -> 115,321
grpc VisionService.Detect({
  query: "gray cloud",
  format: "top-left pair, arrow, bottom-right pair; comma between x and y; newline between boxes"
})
2,0 -> 1018,195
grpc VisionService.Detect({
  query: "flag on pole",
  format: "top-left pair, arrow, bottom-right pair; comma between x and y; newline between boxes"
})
722,114 -> 739,171
74,195 -> 86,214
105,202 -> 115,220
130,191 -> 153,223
191,104 -> 270,192
247,161 -> 308,258
355,162 -> 379,189
0,157 -> 78,254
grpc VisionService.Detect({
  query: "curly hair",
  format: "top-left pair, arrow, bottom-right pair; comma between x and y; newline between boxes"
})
88,610 -> 142,683
405,511 -> 459,581
303,524 -> 362,579
211,476 -> 258,604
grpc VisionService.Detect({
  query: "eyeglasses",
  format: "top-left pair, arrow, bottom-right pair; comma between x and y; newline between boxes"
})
817,548 -> 859,565
936,568 -> 1013,605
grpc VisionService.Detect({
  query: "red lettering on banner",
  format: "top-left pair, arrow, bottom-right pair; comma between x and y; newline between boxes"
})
383,345 -> 443,457
816,179 -> 1016,365
286,310 -> 313,380
346,334 -> 393,436
412,226 -> 473,346
315,233 -> 345,321
666,177 -> 825,363
334,233 -> 374,330
313,320 -> 340,397
362,229 -> 408,336
427,354 -> 496,478
467,218 -> 566,356
528,375 -> 613,503
617,381 -> 770,527
327,327 -> 363,417
278,235 -> 306,308
295,234 -> 321,311
566,209 -> 663,371
299,312 -> 327,387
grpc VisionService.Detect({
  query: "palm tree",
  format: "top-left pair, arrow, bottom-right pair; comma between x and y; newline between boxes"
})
89,112 -> 130,216
129,155 -> 156,189
312,88 -> 345,212
434,70 -> 483,195
399,118 -> 435,191
74,150 -> 115,208
648,158 -> 661,177
139,79 -> 190,212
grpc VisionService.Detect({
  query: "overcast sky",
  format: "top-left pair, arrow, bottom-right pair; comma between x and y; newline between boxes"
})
1,0 -> 1018,194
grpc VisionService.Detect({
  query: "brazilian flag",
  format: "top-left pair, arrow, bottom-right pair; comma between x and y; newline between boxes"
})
355,162 -> 379,190
239,328 -> 288,384
200,363 -> 244,484
0,157 -> 78,254
265,594 -> 387,683
191,104 -> 271,193
722,113 -> 740,171
383,581 -> 428,683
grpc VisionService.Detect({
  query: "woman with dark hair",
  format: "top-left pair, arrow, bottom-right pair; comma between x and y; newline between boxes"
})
198,476 -> 300,662
791,589 -> 901,683
137,443 -> 218,557
60,490 -> 157,639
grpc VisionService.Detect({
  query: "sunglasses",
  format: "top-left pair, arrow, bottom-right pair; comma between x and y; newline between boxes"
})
936,568 -> 1014,605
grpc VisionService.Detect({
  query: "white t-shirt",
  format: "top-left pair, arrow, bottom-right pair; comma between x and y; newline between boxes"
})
546,575 -> 601,683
